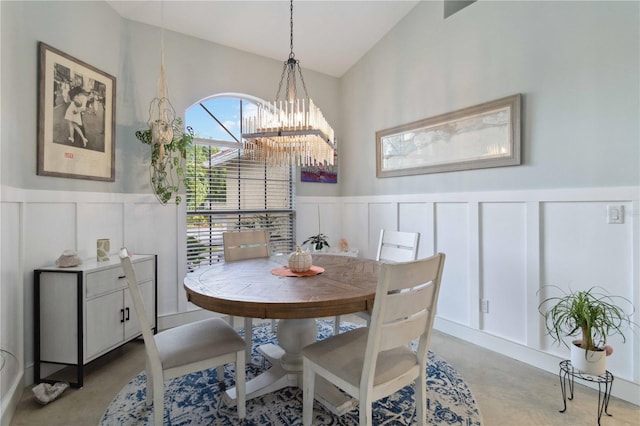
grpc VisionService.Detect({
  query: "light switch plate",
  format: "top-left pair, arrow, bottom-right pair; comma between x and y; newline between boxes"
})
607,205 -> 624,224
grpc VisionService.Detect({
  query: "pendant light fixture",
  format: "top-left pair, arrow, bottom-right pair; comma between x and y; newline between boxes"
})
241,0 -> 336,167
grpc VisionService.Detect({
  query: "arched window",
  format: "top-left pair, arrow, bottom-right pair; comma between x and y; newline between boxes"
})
184,95 -> 295,270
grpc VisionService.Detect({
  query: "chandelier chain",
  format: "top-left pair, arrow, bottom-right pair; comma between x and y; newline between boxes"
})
276,60 -> 288,101
296,62 -> 310,101
289,0 -> 294,59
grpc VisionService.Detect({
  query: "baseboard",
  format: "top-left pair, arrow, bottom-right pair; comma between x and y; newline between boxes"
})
0,372 -> 24,426
434,317 -> 640,406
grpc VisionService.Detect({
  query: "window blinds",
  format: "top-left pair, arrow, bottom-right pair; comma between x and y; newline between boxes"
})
185,143 -> 295,271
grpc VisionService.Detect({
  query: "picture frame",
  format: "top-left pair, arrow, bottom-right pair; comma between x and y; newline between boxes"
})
37,42 -> 116,181
301,150 -> 338,184
376,94 -> 521,178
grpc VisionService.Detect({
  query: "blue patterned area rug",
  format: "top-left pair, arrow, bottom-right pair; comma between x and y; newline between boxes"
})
101,320 -> 482,425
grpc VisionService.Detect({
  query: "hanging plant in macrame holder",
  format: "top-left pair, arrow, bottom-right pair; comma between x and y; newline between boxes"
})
135,117 -> 193,205
135,48 -> 192,205
147,55 -> 175,162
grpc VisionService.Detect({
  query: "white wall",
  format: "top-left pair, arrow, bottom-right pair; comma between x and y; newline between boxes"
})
297,186 -> 640,404
337,1 -> 639,196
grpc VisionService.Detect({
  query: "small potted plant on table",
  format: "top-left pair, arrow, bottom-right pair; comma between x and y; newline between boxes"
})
302,233 -> 330,252
538,286 -> 636,375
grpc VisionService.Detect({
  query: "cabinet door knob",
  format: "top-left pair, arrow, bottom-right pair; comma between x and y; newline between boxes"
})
120,308 -> 125,323
125,307 -> 130,321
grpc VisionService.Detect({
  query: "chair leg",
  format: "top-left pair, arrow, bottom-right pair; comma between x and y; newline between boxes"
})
243,317 -> 253,354
415,372 -> 427,425
152,377 -> 164,426
302,359 -> 316,426
236,351 -> 246,420
216,366 -> 225,384
359,394 -> 373,426
145,358 -> 153,405
333,315 -> 341,335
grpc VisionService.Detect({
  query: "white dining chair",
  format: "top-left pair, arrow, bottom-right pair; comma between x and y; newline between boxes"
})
334,229 -> 420,334
222,230 -> 273,352
303,252 -> 445,426
376,229 -> 420,263
119,251 -> 246,425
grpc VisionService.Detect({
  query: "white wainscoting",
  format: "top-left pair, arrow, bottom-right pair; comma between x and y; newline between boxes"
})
1,185 -> 638,413
1,200 -> 24,426
0,186 -> 193,411
297,186 -> 639,405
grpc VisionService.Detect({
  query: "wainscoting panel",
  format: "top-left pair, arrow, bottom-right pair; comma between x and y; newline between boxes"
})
77,202 -> 124,260
295,202 -> 318,246
319,202 -> 341,249
296,201 -> 341,248
434,202 -> 472,326
479,202 -> 527,343
342,202 -> 369,256
24,203 -> 77,265
398,202 -> 434,259
541,201 -> 635,378
368,203 -> 397,258
129,202 -> 180,315
1,202 -> 23,425
22,203 -> 77,369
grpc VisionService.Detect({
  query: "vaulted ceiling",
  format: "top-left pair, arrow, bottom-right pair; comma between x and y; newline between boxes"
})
106,1 -> 420,77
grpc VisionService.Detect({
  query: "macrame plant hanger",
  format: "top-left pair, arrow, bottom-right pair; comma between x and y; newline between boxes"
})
145,0 -> 179,204
148,1 -> 175,158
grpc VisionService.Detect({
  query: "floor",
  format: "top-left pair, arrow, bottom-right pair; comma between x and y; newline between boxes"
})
10,317 -> 640,426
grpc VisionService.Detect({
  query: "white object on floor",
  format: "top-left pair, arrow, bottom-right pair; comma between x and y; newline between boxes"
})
32,382 -> 69,405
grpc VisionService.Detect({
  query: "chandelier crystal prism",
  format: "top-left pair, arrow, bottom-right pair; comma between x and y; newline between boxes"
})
241,0 -> 336,167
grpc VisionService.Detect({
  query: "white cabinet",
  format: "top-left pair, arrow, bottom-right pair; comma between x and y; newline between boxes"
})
34,254 -> 156,387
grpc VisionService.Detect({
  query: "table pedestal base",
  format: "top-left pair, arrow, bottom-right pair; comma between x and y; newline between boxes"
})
223,318 -> 357,415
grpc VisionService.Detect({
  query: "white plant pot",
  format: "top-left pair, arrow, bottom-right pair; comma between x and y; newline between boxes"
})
570,340 -> 606,376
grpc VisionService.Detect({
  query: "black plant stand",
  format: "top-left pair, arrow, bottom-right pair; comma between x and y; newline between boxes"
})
558,360 -> 614,425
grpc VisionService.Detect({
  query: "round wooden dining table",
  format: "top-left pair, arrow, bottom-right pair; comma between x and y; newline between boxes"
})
183,253 -> 381,415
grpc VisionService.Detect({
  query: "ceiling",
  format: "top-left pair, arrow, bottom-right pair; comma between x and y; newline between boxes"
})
106,0 -> 421,77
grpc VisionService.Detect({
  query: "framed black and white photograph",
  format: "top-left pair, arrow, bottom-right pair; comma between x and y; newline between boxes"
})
37,42 -> 116,181
376,94 -> 521,178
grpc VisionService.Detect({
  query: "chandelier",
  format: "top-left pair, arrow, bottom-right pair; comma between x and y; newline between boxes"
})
241,0 -> 336,167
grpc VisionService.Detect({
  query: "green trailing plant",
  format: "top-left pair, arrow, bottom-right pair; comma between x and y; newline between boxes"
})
303,233 -> 330,251
135,117 -> 194,205
538,286 -> 636,354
